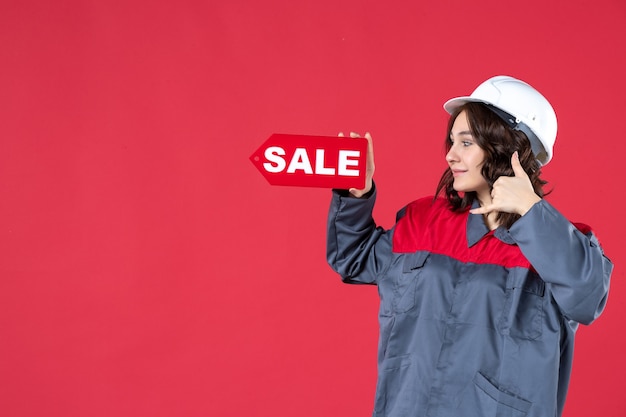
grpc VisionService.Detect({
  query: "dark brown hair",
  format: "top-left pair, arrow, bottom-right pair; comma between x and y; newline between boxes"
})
435,102 -> 548,229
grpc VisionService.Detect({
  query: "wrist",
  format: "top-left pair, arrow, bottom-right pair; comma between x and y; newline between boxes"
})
518,195 -> 542,216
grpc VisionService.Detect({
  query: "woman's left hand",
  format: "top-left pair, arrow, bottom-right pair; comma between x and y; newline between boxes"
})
470,152 -> 541,216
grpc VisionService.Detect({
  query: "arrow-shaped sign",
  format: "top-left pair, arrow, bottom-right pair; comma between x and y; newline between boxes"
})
250,134 -> 367,189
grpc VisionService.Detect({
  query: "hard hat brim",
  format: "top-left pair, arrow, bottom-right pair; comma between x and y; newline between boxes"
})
443,96 -> 487,114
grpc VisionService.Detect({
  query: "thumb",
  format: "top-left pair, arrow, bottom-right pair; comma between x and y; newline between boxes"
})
511,151 -> 527,178
364,132 -> 374,160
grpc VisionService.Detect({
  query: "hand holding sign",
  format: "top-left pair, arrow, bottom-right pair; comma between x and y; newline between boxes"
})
250,133 -> 368,189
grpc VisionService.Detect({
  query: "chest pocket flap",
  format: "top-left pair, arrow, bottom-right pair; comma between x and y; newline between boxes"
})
386,251 -> 430,314
506,271 -> 545,296
402,251 -> 429,273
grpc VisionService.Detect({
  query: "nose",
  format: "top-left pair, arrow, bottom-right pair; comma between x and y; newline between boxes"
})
446,144 -> 458,163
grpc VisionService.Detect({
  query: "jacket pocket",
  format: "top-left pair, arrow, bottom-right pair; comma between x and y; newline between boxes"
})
499,269 -> 545,340
458,372 -> 531,417
391,251 -> 429,314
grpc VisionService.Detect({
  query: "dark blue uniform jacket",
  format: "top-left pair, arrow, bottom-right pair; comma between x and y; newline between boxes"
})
327,186 -> 612,417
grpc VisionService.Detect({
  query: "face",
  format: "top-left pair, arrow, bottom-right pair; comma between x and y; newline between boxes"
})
446,110 -> 491,201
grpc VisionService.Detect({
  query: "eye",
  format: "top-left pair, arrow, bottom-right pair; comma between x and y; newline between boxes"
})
462,140 -> 473,147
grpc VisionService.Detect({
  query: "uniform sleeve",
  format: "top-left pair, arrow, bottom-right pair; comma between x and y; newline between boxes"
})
507,199 -> 613,325
326,184 -> 394,284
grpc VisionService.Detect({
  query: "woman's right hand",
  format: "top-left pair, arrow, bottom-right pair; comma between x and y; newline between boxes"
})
338,131 -> 374,198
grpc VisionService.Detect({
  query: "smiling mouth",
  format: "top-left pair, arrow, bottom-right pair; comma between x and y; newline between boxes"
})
452,170 -> 467,177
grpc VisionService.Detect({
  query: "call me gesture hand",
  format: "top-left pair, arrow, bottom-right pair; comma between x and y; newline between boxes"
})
470,151 -> 542,217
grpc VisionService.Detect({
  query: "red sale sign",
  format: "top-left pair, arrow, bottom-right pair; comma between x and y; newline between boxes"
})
249,134 -> 368,189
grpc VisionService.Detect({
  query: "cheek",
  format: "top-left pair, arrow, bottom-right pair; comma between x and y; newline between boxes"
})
472,149 -> 487,167
468,154 -> 484,168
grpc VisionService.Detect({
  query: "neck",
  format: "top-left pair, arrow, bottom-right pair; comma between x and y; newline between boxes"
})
476,192 -> 499,230
482,212 -> 499,231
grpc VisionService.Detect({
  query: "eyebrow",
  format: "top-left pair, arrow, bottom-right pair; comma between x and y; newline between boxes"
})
450,130 -> 473,138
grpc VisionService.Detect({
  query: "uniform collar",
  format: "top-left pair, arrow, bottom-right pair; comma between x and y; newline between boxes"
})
466,200 -> 516,247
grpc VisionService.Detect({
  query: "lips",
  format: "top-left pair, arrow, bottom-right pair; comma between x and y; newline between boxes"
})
451,169 -> 467,177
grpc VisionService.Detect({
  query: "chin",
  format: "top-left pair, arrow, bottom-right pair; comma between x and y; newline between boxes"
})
452,182 -> 470,193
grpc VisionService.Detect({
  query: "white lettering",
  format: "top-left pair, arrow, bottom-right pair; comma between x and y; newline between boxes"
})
262,146 -> 361,177
263,146 -> 286,173
338,150 -> 360,176
287,148 -> 313,174
315,149 -> 335,175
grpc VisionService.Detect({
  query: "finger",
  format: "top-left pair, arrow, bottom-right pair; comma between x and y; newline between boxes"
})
338,132 -> 344,137
364,132 -> 374,152
511,151 -> 527,178
350,132 -> 361,138
470,206 -> 492,215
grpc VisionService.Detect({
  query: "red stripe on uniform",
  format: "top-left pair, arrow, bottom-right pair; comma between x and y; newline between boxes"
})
392,197 -> 532,269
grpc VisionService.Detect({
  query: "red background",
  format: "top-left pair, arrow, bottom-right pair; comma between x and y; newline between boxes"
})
1,1 -> 624,416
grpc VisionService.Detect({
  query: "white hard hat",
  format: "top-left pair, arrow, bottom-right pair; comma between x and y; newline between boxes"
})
443,75 -> 557,166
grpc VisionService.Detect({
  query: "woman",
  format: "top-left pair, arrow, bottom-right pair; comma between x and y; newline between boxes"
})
327,76 -> 613,417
